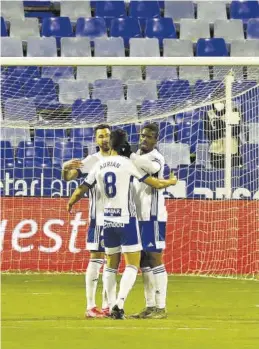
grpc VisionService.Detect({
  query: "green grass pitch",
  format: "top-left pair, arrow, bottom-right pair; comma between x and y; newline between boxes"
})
2,275 -> 259,349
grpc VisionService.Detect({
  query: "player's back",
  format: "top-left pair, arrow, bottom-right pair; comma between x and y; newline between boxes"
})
94,155 -> 145,224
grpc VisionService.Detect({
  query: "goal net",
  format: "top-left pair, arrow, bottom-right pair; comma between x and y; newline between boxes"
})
1,57 -> 258,278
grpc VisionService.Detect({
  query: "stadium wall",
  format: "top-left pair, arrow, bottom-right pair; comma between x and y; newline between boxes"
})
1,198 -> 258,275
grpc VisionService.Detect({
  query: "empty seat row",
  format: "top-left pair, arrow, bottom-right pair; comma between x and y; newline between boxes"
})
2,16 -> 259,45
2,1 -> 259,23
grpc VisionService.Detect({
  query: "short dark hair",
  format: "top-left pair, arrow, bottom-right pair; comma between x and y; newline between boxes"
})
141,122 -> 159,139
94,124 -> 111,134
110,129 -> 128,152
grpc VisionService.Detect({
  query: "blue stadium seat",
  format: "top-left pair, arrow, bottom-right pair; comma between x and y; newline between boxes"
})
230,1 -> 259,24
1,66 -> 40,80
92,79 -> 124,103
194,80 -> 224,102
41,17 -> 74,47
110,17 -> 142,47
145,18 -> 176,47
0,141 -> 14,168
23,78 -> 57,101
1,17 -> 8,36
76,17 -> 107,41
158,80 -> 191,103
24,1 -> 51,7
34,129 -> 66,147
241,144 -> 259,169
71,99 -> 105,123
196,38 -> 228,57
95,1 -> 126,27
159,122 -> 175,142
70,128 -> 94,144
16,141 -> 52,167
176,121 -> 205,153
129,1 -> 160,27
247,19 -> 259,39
53,141 -> 84,167
116,124 -> 140,143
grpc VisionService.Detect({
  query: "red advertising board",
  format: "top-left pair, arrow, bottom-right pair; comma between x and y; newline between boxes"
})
1,198 -> 258,275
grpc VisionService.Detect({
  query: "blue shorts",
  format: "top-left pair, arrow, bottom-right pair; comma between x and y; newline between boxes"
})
87,219 -> 105,252
139,220 -> 166,252
103,217 -> 142,255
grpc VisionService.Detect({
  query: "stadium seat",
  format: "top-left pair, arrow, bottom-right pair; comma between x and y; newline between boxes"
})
240,98 -> 259,123
107,100 -> 138,123
0,141 -> 15,168
0,127 -> 31,147
94,37 -> 125,57
179,66 -> 210,84
23,78 -> 57,103
158,143 -> 190,168
42,67 -> 74,82
61,37 -> 91,57
127,80 -> 157,103
130,38 -> 160,57
146,66 -> 177,81
34,129 -> 66,147
230,1 -> 259,24
140,100 -> 165,119
41,17 -> 74,47
115,124 -> 140,143
129,1 -> 160,27
58,80 -> 90,104
10,18 -> 39,40
95,1 -> 126,27
71,99 -> 105,123
231,40 -> 259,80
76,17 -> 107,40
194,80 -> 224,102
77,66 -> 107,83
196,38 -> 228,57
196,143 -> 212,169
53,141 -> 84,167
197,1 -> 227,23
175,108 -> 204,124
145,18 -> 176,47
27,37 -> 57,56
4,97 -> 37,122
1,1 -> 24,21
163,39 -> 193,57
110,17 -> 142,47
16,141 -> 52,167
180,19 -> 210,41
92,79 -> 124,103
1,17 -> 8,36
177,121 -> 205,153
247,19 -> 259,39
159,122 -> 175,142
164,1 -> 194,23
247,123 -> 259,144
112,66 -> 142,82
60,1 -> 91,23
2,66 -> 41,81
241,144 -> 259,169
70,128 -> 94,144
158,80 -> 191,103
214,20 -> 244,42
0,37 -> 23,57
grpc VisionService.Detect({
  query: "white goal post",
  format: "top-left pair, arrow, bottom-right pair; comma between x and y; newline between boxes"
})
1,56 -> 258,278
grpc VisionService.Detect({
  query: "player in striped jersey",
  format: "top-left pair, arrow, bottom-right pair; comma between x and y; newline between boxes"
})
127,123 -> 173,319
84,129 -> 177,319
63,124 -> 111,318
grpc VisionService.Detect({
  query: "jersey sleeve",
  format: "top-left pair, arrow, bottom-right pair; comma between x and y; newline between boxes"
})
128,160 -> 149,182
84,164 -> 98,188
81,155 -> 99,174
130,153 -> 161,174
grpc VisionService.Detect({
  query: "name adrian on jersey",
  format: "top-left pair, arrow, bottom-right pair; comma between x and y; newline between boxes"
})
100,161 -> 121,170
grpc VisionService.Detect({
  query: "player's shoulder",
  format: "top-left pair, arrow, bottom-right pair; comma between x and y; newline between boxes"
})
150,148 -> 165,162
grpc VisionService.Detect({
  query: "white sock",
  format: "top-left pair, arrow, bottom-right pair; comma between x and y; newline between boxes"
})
141,267 -> 155,308
152,264 -> 168,309
103,267 -> 117,311
85,259 -> 103,310
116,265 -> 138,310
101,262 -> 109,309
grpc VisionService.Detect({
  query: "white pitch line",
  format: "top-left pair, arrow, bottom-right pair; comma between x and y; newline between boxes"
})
31,293 -> 51,295
2,326 -> 214,331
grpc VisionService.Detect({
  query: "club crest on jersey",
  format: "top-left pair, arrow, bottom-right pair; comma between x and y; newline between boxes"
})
104,208 -> 122,217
